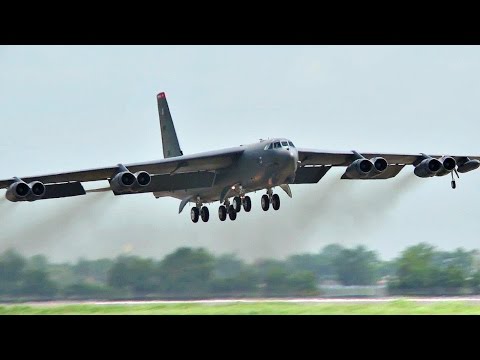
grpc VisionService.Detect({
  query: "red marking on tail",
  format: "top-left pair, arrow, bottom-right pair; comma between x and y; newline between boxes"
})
157,92 -> 166,99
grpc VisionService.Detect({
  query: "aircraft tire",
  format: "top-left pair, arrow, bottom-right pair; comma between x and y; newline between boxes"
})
191,207 -> 200,223
272,194 -> 280,210
261,194 -> 270,211
243,196 -> 252,212
218,205 -> 227,221
228,205 -> 237,220
233,196 -> 242,212
201,206 -> 210,222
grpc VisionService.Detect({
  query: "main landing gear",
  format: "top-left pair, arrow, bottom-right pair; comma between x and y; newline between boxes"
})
217,203 -> 237,221
218,195 -> 251,221
191,206 -> 210,223
189,193 -> 256,223
261,189 -> 280,211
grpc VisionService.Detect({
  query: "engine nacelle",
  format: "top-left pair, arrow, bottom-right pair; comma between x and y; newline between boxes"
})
344,159 -> 374,179
6,181 -> 46,202
29,181 -> 46,199
370,157 -> 388,176
414,158 -> 442,178
110,171 -> 137,192
457,159 -> 480,173
110,171 -> 151,193
435,156 -> 457,177
135,171 -> 151,187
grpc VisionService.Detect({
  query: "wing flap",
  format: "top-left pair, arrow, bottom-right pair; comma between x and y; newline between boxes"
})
43,182 -> 86,199
293,166 -> 332,184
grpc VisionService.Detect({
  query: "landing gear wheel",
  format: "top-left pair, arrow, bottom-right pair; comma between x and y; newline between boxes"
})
228,205 -> 237,220
233,196 -> 242,212
201,206 -> 210,222
451,180 -> 456,189
261,194 -> 270,211
271,194 -> 280,210
243,196 -> 252,212
218,205 -> 227,221
191,207 -> 199,223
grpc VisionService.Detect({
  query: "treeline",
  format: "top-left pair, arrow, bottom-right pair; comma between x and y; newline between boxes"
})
1,243 -> 480,301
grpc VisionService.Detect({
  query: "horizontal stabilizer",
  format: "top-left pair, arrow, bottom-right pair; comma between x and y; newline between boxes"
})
293,166 -> 331,184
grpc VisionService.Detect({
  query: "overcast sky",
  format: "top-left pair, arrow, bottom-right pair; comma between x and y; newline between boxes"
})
0,45 -> 479,263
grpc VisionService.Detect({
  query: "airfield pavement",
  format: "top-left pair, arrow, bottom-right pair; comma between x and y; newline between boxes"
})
13,296 -> 480,307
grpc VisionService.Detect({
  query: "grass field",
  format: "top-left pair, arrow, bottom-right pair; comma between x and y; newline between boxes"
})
1,300 -> 480,314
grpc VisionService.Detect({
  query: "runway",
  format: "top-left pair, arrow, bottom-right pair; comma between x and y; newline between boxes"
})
93,297 -> 480,305
14,297 -> 480,307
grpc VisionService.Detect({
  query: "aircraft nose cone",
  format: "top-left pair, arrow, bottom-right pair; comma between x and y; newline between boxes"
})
288,150 -> 299,172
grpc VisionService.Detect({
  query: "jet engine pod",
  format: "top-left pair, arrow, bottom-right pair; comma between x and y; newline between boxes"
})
29,181 -> 46,199
414,158 -> 442,178
6,181 -> 31,202
370,157 -> 388,175
110,171 -> 137,192
5,180 -> 46,202
135,171 -> 151,187
435,156 -> 457,177
344,159 -> 374,179
457,159 -> 480,173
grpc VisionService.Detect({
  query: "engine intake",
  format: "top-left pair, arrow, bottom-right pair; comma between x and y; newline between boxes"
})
345,159 -> 374,179
414,158 -> 442,178
110,170 -> 151,193
435,156 -> 457,177
135,171 -> 151,187
30,181 -> 46,198
6,180 -> 46,202
371,157 -> 388,175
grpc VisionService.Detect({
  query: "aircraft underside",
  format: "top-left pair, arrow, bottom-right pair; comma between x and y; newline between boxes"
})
154,175 -> 289,223
2,91 -> 479,225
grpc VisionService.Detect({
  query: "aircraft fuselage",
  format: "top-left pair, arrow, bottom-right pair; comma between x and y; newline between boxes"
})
154,138 -> 299,204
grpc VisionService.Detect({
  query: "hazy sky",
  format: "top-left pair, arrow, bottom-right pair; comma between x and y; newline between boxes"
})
0,45 -> 479,263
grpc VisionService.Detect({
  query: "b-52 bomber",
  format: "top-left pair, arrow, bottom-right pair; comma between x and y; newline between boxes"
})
1,92 -> 479,223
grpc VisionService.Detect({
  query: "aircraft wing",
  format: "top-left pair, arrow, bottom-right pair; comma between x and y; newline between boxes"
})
298,149 -> 480,166
0,148 -> 244,192
296,149 -> 480,182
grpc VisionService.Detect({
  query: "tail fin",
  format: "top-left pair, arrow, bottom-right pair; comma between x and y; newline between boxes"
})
157,92 -> 183,158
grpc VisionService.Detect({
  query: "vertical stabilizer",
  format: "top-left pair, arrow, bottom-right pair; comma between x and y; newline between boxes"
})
157,92 -> 183,158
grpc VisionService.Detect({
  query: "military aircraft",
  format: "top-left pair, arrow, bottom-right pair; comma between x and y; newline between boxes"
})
1,92 -> 480,223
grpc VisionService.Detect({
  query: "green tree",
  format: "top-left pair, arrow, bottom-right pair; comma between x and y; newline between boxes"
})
157,248 -> 215,295
333,245 -> 379,285
0,249 -> 27,294
395,243 -> 437,289
27,254 -> 48,271
19,269 -> 57,297
107,256 -> 156,294
264,264 -> 290,295
469,271 -> 480,294
286,271 -> 317,294
214,254 -> 246,279
73,258 -> 114,284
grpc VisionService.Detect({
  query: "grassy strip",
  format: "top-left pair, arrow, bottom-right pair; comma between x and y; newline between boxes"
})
1,300 -> 480,315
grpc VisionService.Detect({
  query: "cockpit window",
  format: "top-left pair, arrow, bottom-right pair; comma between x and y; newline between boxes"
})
274,142 -> 281,149
264,143 -> 273,150
281,141 -> 288,147
288,141 -> 295,148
